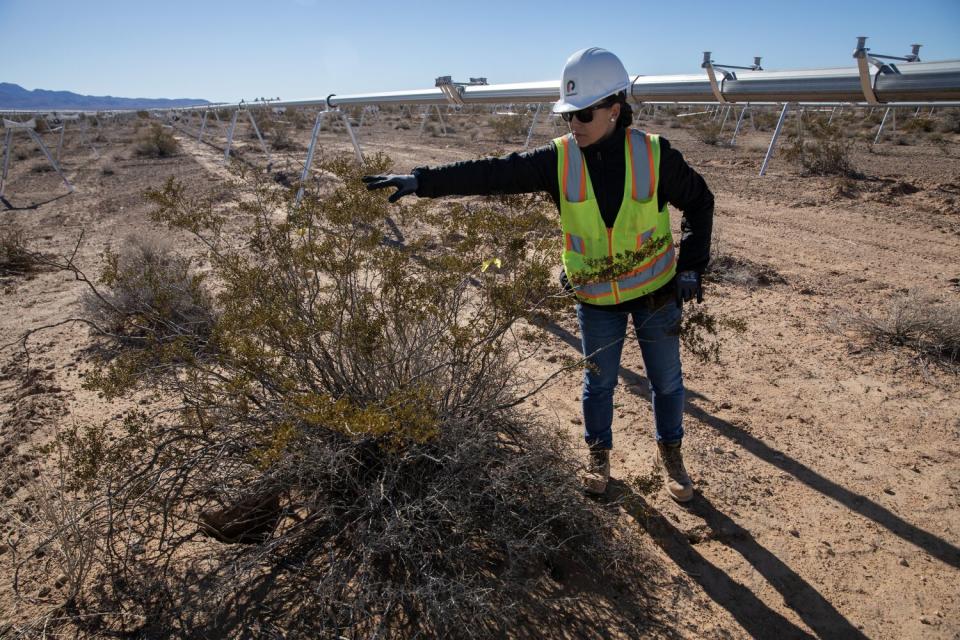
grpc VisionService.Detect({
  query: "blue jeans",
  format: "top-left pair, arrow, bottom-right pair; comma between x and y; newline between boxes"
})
577,298 -> 684,450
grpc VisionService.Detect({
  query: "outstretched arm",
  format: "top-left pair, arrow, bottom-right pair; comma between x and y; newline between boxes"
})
365,144 -> 559,203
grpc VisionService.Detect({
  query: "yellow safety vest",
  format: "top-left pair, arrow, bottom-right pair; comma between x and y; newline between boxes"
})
554,129 -> 676,305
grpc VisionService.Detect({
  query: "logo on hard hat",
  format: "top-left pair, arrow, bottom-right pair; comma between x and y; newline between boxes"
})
566,80 -> 577,95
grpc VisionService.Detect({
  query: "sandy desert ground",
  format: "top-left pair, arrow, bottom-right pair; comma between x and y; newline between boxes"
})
1,104 -> 958,638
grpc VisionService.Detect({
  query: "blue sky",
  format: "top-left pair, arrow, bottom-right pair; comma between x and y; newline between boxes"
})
2,0 -> 958,103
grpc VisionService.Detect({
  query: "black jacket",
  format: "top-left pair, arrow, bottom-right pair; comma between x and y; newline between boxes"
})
412,127 -> 713,312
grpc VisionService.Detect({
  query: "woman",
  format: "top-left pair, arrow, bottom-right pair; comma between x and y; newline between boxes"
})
364,47 -> 713,502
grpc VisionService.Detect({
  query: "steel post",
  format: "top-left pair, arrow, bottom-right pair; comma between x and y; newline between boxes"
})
224,110 -> 239,162
827,106 -> 837,125
0,129 -> 12,198
340,111 -> 364,164
873,107 -> 892,144
524,103 -> 542,150
759,103 -> 790,177
26,128 -> 73,192
730,105 -> 748,145
296,111 -> 326,205
246,110 -> 272,168
418,108 -> 429,138
80,119 -> 99,159
434,105 -> 447,135
56,122 -> 66,162
198,110 -> 208,143
719,105 -> 732,132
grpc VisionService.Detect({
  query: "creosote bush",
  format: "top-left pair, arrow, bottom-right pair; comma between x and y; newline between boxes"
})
32,155 -> 656,637
782,119 -> 861,178
848,291 -> 960,371
693,120 -> 723,146
0,226 -> 38,276
134,123 -> 178,158
487,114 -> 528,142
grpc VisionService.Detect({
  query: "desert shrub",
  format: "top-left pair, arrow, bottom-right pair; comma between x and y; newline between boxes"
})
693,120 -> 723,145
904,116 -> 935,133
487,114 -> 527,142
706,252 -> 785,288
782,119 -> 861,177
937,108 -> 960,134
284,106 -> 308,130
849,292 -> 960,371
136,110 -> 150,119
752,110 -> 780,131
0,226 -> 38,276
134,123 -> 178,158
27,156 -> 653,638
82,233 -> 216,351
394,121 -> 411,130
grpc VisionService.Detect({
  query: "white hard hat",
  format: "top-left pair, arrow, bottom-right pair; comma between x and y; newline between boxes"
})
553,47 -> 632,113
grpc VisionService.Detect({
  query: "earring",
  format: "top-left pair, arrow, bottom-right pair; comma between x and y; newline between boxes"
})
610,117 -> 616,122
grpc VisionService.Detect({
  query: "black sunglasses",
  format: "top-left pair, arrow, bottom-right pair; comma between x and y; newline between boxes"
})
561,99 -> 617,124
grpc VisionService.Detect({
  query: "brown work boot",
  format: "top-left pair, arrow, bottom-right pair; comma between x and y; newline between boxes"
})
656,441 -> 694,503
582,448 -> 610,496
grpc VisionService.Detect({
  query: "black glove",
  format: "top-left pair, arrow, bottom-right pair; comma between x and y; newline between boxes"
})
362,173 -> 418,203
675,270 -> 703,305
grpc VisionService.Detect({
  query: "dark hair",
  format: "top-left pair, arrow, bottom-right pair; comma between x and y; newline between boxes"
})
613,91 -> 633,129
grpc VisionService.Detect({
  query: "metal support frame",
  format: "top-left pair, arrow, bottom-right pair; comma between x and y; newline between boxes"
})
433,105 -> 447,135
1,119 -> 73,197
224,110 -> 239,163
524,103 -> 542,150
873,107 -> 892,144
198,110 -> 208,143
718,105 -> 732,132
759,103 -> 790,177
1,129 -> 12,198
296,110 -> 326,205
730,105 -> 748,145
418,107 -> 430,138
245,109 -> 273,168
340,109 -> 364,164
56,122 -> 66,161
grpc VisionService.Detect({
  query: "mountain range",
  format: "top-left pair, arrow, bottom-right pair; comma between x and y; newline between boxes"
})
0,83 -> 210,111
